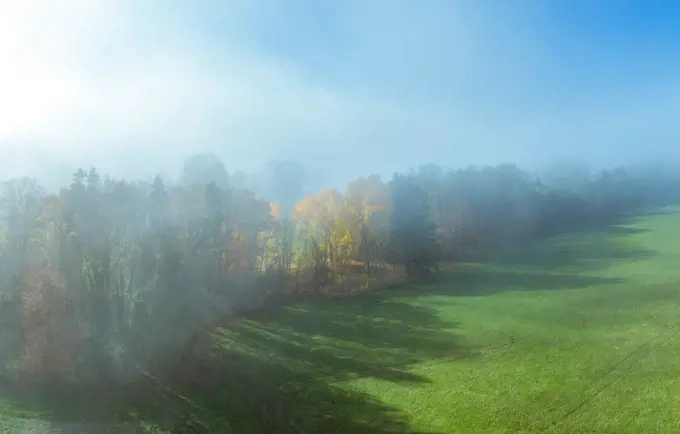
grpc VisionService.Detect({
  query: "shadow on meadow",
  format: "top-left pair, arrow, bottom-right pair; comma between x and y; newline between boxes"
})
402,219 -> 654,298
412,267 -> 626,298
0,296 -> 459,433
487,224 -> 654,273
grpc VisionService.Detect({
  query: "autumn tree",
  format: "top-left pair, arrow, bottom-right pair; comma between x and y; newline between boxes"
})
341,175 -> 392,277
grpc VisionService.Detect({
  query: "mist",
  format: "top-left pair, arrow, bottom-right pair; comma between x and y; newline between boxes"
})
2,0 -> 680,432
2,0 -> 680,187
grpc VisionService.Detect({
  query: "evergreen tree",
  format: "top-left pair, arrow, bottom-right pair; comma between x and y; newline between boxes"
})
387,174 -> 438,277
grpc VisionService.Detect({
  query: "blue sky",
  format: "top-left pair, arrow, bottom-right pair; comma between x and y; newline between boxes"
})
1,0 -> 679,187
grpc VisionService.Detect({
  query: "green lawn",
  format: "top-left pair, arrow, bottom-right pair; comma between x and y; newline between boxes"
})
2,208 -> 680,433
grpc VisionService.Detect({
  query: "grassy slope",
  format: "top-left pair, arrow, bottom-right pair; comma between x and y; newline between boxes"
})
345,210 -> 680,433
1,208 -> 680,433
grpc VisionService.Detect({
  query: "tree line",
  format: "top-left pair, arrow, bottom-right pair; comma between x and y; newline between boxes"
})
0,157 -> 677,386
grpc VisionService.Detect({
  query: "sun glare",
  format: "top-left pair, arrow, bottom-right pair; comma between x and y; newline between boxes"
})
0,1 -> 82,139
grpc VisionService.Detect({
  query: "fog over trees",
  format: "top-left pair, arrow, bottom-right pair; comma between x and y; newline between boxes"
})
0,155 -> 677,388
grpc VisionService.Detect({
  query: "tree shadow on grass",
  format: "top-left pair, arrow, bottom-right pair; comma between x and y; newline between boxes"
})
176,297 -> 466,432
411,267 -> 626,297
623,206 -> 679,219
0,297 -> 460,433
596,225 -> 649,236
405,220 -> 653,298
488,226 -> 655,272
485,206 -> 673,273
402,206 -> 677,301
238,296 -> 468,376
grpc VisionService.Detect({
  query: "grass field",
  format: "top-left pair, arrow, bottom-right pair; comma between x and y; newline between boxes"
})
2,208 -> 680,433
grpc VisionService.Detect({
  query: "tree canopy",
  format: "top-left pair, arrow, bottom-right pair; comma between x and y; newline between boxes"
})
0,155 -> 678,387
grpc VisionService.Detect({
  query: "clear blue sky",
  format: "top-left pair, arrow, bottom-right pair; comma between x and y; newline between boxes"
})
1,0 -> 679,187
